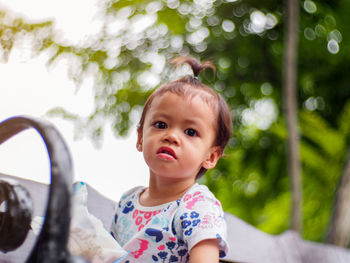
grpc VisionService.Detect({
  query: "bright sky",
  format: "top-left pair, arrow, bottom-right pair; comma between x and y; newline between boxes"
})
0,0 -> 148,201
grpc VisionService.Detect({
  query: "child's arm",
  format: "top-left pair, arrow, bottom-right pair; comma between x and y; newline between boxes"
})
189,239 -> 220,263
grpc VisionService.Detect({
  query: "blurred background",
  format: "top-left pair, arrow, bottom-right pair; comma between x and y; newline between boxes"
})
0,0 -> 149,207
1,0 -> 350,248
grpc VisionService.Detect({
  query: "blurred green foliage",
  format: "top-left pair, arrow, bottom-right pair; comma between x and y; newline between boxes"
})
1,0 -> 350,243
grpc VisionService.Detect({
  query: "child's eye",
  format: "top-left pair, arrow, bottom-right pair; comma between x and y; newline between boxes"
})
153,121 -> 167,129
184,128 -> 198,137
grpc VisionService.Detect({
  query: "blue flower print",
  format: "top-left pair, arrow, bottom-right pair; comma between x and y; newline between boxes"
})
177,239 -> 185,248
158,251 -> 168,262
192,219 -> 200,227
190,211 -> 199,219
162,204 -> 172,213
170,255 -> 179,262
178,249 -> 187,261
181,220 -> 191,229
180,213 -> 188,220
122,201 -> 134,214
152,255 -> 158,261
184,228 -> 193,236
166,241 -> 176,253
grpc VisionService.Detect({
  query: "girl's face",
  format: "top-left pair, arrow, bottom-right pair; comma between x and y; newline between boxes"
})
137,92 -> 221,181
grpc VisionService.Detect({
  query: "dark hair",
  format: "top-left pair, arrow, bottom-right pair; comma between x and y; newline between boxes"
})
138,56 -> 232,178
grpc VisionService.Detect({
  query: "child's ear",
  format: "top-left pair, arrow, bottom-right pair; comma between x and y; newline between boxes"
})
202,146 -> 221,170
136,127 -> 143,152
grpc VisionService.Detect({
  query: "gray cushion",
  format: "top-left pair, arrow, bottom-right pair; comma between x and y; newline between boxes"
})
224,212 -> 350,263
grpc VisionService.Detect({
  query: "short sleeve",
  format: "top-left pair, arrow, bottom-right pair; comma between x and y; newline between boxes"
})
174,185 -> 229,259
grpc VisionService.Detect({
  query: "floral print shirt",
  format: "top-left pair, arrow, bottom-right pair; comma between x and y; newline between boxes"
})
110,183 -> 229,262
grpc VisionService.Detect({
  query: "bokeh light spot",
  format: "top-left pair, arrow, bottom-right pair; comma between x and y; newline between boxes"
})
304,0 -> 317,14
261,82 -> 273,96
327,29 -> 342,43
222,19 -> 235,32
304,27 -> 315,40
327,39 -> 339,54
315,24 -> 326,37
241,98 -> 278,130
218,57 -> 231,70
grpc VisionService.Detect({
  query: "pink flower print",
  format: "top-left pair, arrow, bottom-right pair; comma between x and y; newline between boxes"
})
215,200 -> 221,207
158,245 -> 165,250
133,209 -> 139,219
169,237 -> 176,242
212,214 -> 223,227
185,195 -> 205,210
198,212 -> 222,229
193,191 -> 201,196
131,238 -> 149,259
134,209 -> 157,229
198,214 -> 213,229
153,210 -> 161,216
138,224 -> 145,232
184,194 -> 192,201
144,212 -> 152,219
135,216 -> 143,225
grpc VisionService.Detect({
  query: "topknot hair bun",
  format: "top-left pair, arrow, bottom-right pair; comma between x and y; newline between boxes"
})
171,56 -> 216,77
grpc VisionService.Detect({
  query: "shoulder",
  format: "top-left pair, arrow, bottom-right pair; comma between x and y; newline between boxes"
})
174,184 -> 229,258
180,183 -> 223,211
120,186 -> 144,201
175,183 -> 225,228
115,186 -> 144,211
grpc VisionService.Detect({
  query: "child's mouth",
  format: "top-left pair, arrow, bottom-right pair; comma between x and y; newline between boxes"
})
157,147 -> 177,160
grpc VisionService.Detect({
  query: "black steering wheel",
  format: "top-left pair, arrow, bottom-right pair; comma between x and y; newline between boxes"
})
0,116 -> 87,263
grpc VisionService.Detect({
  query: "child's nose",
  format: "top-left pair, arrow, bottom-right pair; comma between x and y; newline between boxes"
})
163,130 -> 179,145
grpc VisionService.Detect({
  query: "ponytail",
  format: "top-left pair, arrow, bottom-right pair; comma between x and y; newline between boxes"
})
170,56 -> 216,78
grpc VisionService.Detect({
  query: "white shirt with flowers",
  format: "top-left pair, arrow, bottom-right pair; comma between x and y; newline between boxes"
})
110,183 -> 229,263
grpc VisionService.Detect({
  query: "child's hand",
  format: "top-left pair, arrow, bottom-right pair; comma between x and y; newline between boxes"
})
189,239 -> 220,263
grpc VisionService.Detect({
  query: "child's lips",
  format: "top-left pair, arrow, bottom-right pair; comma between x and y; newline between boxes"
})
157,146 -> 177,160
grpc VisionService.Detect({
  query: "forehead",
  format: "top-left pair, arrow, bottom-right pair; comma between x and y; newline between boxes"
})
158,85 -> 217,108
147,92 -> 217,126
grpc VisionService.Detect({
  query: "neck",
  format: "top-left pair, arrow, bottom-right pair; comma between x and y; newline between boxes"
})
139,172 -> 196,207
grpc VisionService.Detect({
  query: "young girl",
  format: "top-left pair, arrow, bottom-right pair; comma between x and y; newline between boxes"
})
110,56 -> 232,263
